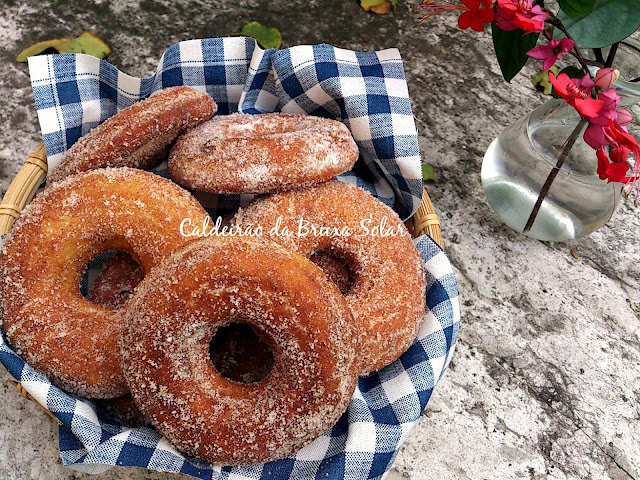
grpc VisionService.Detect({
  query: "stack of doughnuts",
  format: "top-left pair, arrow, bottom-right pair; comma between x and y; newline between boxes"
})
0,86 -> 426,465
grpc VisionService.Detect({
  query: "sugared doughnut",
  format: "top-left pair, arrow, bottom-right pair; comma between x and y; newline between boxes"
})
233,180 -> 426,373
0,168 -> 208,398
167,113 -> 359,194
88,251 -> 144,309
119,237 -> 360,464
88,252 -> 147,426
48,86 -> 217,184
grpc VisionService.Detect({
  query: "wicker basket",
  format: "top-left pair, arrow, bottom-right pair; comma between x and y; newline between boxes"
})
0,143 -> 442,418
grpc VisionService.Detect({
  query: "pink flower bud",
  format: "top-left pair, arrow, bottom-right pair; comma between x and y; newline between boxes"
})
616,108 -> 633,126
594,68 -> 619,89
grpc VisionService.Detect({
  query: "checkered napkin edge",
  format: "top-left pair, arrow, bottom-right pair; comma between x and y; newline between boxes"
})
0,37 -> 461,479
28,36 -> 423,220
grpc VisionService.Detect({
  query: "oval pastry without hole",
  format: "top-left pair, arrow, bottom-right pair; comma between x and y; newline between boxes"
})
167,112 -> 359,194
48,86 -> 217,185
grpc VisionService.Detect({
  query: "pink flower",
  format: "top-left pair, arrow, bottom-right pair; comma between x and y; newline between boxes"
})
548,72 -> 603,119
495,0 -> 549,32
583,88 -> 626,150
458,0 -> 495,31
573,73 -> 594,92
526,38 -> 574,70
616,108 -> 633,126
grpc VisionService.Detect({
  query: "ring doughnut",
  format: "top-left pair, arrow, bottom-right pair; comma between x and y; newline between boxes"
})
233,180 -> 426,373
48,86 -> 217,184
167,113 -> 359,194
0,168 -> 208,398
119,236 -> 359,464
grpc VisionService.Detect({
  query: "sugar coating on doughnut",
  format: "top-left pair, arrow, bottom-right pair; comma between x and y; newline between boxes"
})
233,180 -> 427,373
90,250 -> 275,384
0,168 -> 208,398
48,86 -> 218,184
167,113 -> 359,194
119,237 -> 360,464
88,251 -> 144,309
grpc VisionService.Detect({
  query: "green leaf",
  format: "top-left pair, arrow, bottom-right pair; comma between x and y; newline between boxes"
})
491,24 -> 540,82
557,0 -> 640,48
558,0 -> 595,16
360,0 -> 397,13
16,31 -> 110,62
239,21 -> 282,49
559,66 -> 585,78
422,164 -> 435,182
361,0 -> 386,10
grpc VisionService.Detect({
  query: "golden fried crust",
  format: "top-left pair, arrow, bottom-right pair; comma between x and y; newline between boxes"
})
233,180 -> 427,373
0,168 -> 208,398
119,237 -> 360,464
48,86 -> 217,184
167,113 -> 359,193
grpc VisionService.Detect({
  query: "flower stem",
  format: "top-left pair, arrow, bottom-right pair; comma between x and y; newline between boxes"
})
522,117 -> 588,234
605,42 -> 619,68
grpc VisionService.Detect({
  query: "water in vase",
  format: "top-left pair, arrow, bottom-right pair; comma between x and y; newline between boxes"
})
481,99 -> 622,242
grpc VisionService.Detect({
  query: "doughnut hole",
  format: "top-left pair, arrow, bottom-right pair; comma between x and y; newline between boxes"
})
309,249 -> 355,295
83,250 -> 144,309
209,322 -> 275,384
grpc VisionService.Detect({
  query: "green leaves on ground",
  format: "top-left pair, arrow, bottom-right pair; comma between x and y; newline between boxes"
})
360,0 -> 398,14
16,31 -> 110,62
422,164 -> 435,182
240,22 -> 282,49
557,0 -> 640,48
557,0 -> 595,17
491,24 -> 539,82
531,66 -> 559,95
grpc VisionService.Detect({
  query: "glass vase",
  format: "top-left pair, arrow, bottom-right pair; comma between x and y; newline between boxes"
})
481,99 -> 622,241
481,39 -> 640,242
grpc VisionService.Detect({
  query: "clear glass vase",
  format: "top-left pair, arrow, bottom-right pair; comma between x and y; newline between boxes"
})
481,39 -> 640,242
481,99 -> 622,241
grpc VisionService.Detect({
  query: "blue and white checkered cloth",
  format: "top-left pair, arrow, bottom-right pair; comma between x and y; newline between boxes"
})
0,37 -> 460,479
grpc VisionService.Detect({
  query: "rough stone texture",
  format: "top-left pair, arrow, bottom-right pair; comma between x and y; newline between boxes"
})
0,1 -> 639,479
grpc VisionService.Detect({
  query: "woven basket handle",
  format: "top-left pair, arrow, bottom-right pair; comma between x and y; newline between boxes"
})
406,188 -> 443,248
0,144 -> 48,235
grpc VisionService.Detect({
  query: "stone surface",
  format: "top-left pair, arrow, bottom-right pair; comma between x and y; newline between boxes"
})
0,1 -> 638,479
